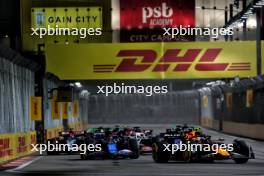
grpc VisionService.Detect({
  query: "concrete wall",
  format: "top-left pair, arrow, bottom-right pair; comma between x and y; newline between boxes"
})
201,117 -> 220,131
201,117 -> 264,140
222,121 -> 264,140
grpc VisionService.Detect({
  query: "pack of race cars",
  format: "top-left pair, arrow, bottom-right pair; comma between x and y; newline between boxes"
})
46,125 -> 255,164
152,125 -> 255,164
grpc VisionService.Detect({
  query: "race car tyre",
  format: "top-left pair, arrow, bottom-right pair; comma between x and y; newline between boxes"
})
232,139 -> 250,164
152,142 -> 170,163
234,158 -> 249,164
129,138 -> 140,159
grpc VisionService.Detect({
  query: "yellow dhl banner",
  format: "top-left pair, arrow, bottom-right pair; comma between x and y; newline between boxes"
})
226,93 -> 233,108
246,89 -> 253,108
68,122 -> 83,131
0,131 -> 36,162
202,95 -> 209,108
45,123 -> 84,140
62,102 -> 69,119
46,41 -> 261,80
73,101 -> 79,118
30,96 -> 42,121
52,101 -> 61,120
46,126 -> 64,140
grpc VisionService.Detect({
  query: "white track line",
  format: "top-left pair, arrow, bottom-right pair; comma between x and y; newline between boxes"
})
5,156 -> 42,173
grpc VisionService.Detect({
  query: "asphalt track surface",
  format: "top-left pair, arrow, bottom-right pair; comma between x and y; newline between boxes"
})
1,125 -> 264,176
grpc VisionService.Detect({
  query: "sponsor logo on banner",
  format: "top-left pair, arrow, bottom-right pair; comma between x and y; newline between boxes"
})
30,96 -> 42,121
36,12 -> 45,27
93,49 -> 251,73
52,100 -> 61,119
45,42 -> 259,80
31,7 -> 102,29
17,136 -> 27,153
120,29 -> 194,42
120,0 -> 195,28
246,89 -> 253,108
0,132 -> 36,162
142,2 -> 173,25
62,102 -> 69,119
0,138 -> 13,158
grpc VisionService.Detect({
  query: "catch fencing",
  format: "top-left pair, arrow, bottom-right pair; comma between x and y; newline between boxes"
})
88,91 -> 200,124
0,57 -> 35,134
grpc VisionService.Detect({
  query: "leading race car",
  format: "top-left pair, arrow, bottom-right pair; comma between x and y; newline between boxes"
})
152,125 -> 255,164
80,127 -> 140,160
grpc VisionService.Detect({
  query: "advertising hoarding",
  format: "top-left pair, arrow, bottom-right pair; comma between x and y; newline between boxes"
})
46,41 -> 259,80
120,0 -> 195,28
31,7 -> 102,29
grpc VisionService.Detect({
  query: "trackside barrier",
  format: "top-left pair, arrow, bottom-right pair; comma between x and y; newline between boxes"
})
0,131 -> 36,163
45,126 -> 64,140
45,123 -> 88,140
68,122 -> 88,131
222,121 -> 264,140
199,85 -> 227,131
199,75 -> 264,140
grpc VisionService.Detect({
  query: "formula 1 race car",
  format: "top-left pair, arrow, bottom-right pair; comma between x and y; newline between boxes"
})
88,126 -> 153,154
139,138 -> 153,154
111,126 -> 153,154
46,129 -> 86,155
80,127 -> 140,160
132,127 -> 153,154
152,125 -> 255,164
